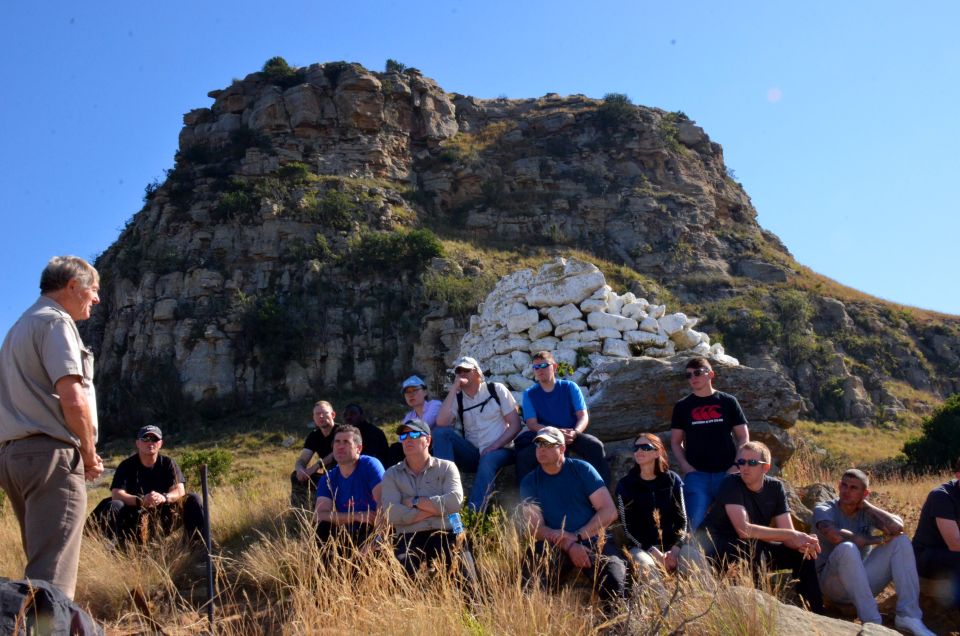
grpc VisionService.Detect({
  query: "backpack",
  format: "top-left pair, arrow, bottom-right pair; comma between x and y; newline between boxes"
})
455,382 -> 504,437
0,578 -> 104,636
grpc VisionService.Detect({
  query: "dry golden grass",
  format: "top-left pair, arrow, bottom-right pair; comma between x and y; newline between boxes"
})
793,419 -> 918,467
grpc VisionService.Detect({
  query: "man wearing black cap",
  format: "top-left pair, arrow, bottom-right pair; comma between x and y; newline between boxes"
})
380,419 -> 472,577
89,425 -> 204,548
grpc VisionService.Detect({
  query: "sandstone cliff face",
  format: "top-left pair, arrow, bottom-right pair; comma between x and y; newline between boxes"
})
81,60 -> 959,436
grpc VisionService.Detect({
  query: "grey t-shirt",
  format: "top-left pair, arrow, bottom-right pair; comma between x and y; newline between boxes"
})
0,297 -> 97,445
812,500 -> 877,573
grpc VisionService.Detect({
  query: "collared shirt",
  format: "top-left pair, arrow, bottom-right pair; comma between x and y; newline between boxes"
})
381,455 -> 463,533
0,296 -> 97,445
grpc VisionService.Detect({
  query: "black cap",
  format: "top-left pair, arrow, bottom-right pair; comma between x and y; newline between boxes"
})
396,419 -> 430,436
137,425 -> 163,440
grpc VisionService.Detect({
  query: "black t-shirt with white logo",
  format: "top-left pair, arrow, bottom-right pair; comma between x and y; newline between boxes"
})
110,454 -> 185,495
670,390 -> 747,473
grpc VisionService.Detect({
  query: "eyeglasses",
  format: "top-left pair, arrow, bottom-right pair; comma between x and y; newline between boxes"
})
454,367 -> 472,375
685,369 -> 711,379
735,458 -> 768,467
534,440 -> 561,449
634,443 -> 656,451
398,431 -> 427,441
531,362 -> 552,370
403,387 -> 423,395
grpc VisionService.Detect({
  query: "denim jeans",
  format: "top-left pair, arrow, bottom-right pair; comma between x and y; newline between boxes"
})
431,426 -> 515,512
682,470 -> 728,531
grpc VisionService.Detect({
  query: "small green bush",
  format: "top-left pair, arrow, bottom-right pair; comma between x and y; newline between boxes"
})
211,179 -> 259,222
385,58 -> 407,73
315,188 -> 363,229
423,270 -> 495,318
902,394 -> 960,471
279,161 -> 313,184
598,93 -> 635,129
349,228 -> 443,274
177,448 -> 234,487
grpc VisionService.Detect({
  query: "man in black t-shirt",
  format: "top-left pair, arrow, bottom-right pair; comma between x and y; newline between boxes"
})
913,457 -> 960,607
89,425 -> 204,547
670,357 -> 749,530
290,400 -> 338,508
689,441 -> 823,613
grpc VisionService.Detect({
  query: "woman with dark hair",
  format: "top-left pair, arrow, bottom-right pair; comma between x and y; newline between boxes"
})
615,432 -> 687,577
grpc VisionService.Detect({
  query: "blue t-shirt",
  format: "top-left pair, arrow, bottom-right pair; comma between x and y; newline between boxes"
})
520,458 -> 605,532
315,455 -> 385,513
522,379 -> 587,429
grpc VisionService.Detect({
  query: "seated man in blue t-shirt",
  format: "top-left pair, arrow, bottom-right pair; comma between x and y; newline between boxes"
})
314,424 -> 385,548
515,350 -> 610,484
518,426 -> 626,608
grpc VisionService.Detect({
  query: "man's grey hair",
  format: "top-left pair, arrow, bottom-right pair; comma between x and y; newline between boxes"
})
40,256 -> 98,293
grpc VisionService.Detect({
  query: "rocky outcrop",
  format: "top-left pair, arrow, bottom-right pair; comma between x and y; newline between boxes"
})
81,59 -> 960,436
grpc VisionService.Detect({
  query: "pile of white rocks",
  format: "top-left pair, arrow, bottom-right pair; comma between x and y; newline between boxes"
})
456,257 -> 739,394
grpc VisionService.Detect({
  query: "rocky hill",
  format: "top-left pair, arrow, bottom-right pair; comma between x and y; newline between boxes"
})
82,59 -> 959,438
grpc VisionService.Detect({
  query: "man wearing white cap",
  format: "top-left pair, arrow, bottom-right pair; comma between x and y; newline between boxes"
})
435,356 -> 520,512
518,426 -> 626,606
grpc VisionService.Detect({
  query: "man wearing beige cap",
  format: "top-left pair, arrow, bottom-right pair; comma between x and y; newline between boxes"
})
435,356 -> 520,512
518,426 -> 626,607
0,256 -> 104,599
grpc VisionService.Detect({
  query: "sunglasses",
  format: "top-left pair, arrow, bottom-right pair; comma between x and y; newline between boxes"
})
634,443 -> 657,451
531,362 -> 552,370
398,431 -> 427,441
534,440 -> 561,449
735,458 -> 768,467
685,368 -> 711,379
140,436 -> 160,442
454,367 -> 472,375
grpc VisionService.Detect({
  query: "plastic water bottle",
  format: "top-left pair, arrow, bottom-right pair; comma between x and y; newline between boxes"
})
447,512 -> 464,535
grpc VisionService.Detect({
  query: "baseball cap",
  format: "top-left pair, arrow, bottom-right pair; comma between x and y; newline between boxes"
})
137,425 -> 163,440
451,356 -> 481,372
396,419 -> 431,436
533,426 -> 564,446
401,375 -> 427,394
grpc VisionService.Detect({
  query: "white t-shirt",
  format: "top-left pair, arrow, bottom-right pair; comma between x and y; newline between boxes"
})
455,382 -> 517,452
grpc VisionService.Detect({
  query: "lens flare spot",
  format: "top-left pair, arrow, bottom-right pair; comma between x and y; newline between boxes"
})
766,88 -> 783,103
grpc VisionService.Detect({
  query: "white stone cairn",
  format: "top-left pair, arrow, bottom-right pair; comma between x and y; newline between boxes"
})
454,257 -> 739,392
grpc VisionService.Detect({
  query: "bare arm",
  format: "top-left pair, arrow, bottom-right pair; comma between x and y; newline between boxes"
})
732,424 -> 749,448
55,376 -> 102,479
436,379 -> 468,428
483,410 -> 521,454
936,518 -> 960,551
725,504 -> 814,546
816,519 -> 879,549
670,428 -> 695,475
863,500 -> 904,536
575,487 -> 618,538
573,409 -> 589,434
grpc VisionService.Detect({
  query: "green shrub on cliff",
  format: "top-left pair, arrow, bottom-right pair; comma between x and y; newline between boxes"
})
598,93 -> 635,129
902,394 -> 960,471
349,228 -> 443,274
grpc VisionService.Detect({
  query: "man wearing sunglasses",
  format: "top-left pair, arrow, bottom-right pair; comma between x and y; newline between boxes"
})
380,419 -> 469,577
518,426 -> 626,608
695,441 -> 823,614
435,356 -> 520,512
89,425 -> 205,549
670,357 -> 749,530
812,469 -> 934,635
515,351 -> 610,485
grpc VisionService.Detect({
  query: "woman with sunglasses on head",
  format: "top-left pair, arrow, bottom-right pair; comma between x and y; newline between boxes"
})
615,432 -> 687,579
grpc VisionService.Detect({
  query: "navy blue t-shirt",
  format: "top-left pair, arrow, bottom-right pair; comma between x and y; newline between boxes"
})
520,457 -> 605,532
315,455 -> 385,513
522,379 -> 587,429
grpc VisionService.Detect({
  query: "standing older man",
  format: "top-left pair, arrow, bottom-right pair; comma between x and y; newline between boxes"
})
0,256 -> 105,599
814,469 -> 934,635
518,426 -> 626,607
515,351 -> 610,484
435,356 -> 520,512
380,419 -> 469,577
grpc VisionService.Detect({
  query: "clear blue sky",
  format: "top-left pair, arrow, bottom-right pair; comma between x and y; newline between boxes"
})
2,1 -> 957,337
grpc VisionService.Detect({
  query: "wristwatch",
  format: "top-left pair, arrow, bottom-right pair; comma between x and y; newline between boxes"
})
411,496 -> 420,507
